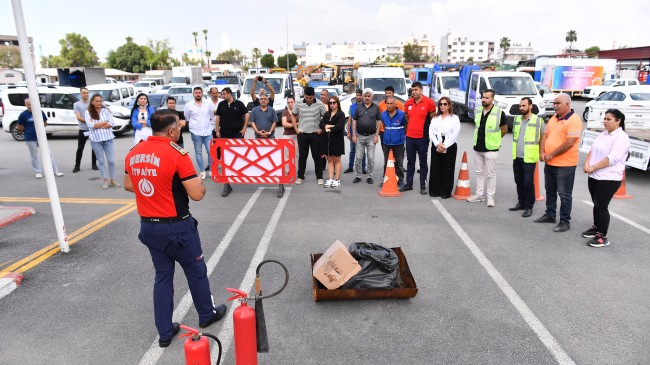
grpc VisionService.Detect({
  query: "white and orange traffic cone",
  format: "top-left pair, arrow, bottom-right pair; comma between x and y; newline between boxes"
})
452,151 -> 471,200
613,170 -> 632,199
378,150 -> 401,197
534,162 -> 545,201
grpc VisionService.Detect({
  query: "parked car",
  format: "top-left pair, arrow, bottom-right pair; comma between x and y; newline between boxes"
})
315,86 -> 342,97
583,86 -> 650,121
168,85 -> 206,95
583,78 -> 641,99
133,80 -> 158,94
535,82 -> 556,118
87,83 -> 135,107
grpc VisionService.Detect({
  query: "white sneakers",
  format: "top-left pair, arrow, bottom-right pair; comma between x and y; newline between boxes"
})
35,173 -> 43,179
200,171 -> 206,180
324,179 -> 333,188
317,179 -> 324,185
35,172 -> 63,178
487,197 -> 495,207
466,195 -> 485,203
331,180 -> 341,189
295,178 -> 304,184
55,171 -> 63,177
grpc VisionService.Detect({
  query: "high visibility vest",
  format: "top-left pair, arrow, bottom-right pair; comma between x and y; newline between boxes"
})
474,106 -> 502,150
512,114 -> 542,163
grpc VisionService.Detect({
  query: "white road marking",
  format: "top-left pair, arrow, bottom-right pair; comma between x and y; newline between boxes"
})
212,187 -> 291,361
138,188 -> 264,365
582,200 -> 650,235
431,200 -> 576,365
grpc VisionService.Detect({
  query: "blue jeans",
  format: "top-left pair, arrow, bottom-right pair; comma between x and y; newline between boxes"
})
191,133 -> 213,172
544,164 -> 576,223
405,137 -> 429,188
348,139 -> 366,170
91,140 -> 115,179
26,141 -> 58,173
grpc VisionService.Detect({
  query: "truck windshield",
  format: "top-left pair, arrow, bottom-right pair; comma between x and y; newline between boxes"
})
488,77 -> 537,95
243,78 -> 283,95
601,80 -> 616,86
215,76 -> 240,85
363,78 -> 406,95
441,77 -> 459,89
170,77 -> 188,84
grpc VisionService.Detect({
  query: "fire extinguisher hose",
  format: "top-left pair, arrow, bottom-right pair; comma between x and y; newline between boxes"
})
255,260 -> 289,300
202,333 -> 222,365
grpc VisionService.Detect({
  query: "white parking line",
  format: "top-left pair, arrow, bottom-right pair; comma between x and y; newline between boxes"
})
212,187 -> 291,361
139,188 -> 264,365
431,200 -> 576,365
582,200 -> 650,235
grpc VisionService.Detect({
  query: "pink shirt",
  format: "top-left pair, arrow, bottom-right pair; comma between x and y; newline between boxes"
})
588,128 -> 630,181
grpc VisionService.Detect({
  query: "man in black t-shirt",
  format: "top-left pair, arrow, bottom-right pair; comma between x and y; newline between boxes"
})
165,96 -> 186,147
215,87 -> 249,197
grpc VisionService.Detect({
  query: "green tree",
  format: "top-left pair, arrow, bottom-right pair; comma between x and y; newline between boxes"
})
566,30 -> 577,53
0,47 -> 23,68
181,53 -> 201,66
277,53 -> 297,69
40,55 -> 66,68
106,37 -> 150,73
403,44 -> 423,62
585,45 -> 600,58
260,54 -> 275,68
500,37 -> 511,60
251,47 -> 262,67
41,33 -> 99,67
216,49 -> 245,65
202,29 -> 209,66
145,39 -> 176,69
467,56 -> 474,63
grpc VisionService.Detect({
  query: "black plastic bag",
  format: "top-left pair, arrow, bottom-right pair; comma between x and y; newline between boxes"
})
340,242 -> 398,290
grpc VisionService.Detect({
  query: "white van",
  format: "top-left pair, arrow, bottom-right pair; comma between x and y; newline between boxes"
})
355,67 -> 408,101
87,83 -> 135,107
134,80 -> 158,94
431,71 -> 460,101
239,74 -> 294,120
1,86 -> 131,141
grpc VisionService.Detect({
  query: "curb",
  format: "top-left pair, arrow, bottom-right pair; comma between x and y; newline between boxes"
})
0,272 -> 24,300
0,206 -> 36,228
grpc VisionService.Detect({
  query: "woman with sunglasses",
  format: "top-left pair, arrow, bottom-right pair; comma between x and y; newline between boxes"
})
428,97 -> 461,198
131,93 -> 156,145
319,96 -> 346,188
85,94 -> 120,189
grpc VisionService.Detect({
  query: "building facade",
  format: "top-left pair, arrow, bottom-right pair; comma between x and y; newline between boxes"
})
440,33 -> 495,63
499,43 -> 537,66
0,34 -> 36,67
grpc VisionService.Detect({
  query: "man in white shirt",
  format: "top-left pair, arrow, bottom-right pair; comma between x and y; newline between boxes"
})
184,87 -> 215,179
209,87 -> 221,139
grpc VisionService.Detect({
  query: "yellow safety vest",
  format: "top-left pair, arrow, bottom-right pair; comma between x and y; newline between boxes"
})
474,106 -> 502,150
512,114 -> 542,163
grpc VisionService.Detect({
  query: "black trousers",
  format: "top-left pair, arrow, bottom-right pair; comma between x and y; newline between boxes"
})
429,143 -> 457,198
381,144 -> 405,183
297,132 -> 323,180
75,130 -> 97,167
588,177 -> 621,236
513,158 -> 536,209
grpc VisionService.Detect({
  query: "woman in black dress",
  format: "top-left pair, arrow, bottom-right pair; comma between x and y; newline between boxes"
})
319,95 -> 346,188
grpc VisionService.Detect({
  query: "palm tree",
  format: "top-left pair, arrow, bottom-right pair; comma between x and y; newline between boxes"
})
500,37 -> 511,61
251,47 -> 261,68
566,30 -> 577,54
202,29 -> 209,67
192,31 -> 199,62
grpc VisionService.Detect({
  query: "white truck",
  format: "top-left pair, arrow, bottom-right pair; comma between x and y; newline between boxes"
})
431,71 -> 459,101
449,70 -> 545,130
145,70 -> 172,85
583,78 -> 642,99
239,73 -> 294,121
170,66 -> 203,86
213,75 -> 242,98
580,105 -> 650,171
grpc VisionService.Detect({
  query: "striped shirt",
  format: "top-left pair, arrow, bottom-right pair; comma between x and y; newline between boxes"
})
85,108 -> 115,142
292,98 -> 327,133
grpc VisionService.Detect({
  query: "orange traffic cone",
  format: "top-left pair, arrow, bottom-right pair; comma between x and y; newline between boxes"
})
378,150 -> 401,197
534,162 -> 545,201
613,171 -> 632,199
452,151 -> 471,200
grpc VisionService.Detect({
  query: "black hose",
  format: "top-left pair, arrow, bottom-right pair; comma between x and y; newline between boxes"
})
202,333 -> 222,365
255,260 -> 289,300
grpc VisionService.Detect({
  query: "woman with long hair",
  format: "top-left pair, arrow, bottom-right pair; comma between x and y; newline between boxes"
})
319,95 -> 346,188
281,95 -> 299,160
582,108 -> 630,247
85,94 -> 120,189
428,96 -> 461,198
131,93 -> 155,144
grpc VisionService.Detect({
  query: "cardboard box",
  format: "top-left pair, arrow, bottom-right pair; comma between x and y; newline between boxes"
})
312,240 -> 362,290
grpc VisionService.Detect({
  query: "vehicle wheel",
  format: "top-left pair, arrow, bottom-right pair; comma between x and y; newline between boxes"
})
582,109 -> 589,121
10,122 -> 25,141
46,133 -> 53,137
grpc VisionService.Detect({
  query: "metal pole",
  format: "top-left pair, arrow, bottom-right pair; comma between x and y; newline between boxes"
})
286,18 -> 290,71
11,0 -> 69,253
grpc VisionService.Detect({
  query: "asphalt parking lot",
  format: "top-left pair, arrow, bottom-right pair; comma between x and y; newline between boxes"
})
1,99 -> 649,364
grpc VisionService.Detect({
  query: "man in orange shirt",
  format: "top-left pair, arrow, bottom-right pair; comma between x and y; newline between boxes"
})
534,94 -> 582,232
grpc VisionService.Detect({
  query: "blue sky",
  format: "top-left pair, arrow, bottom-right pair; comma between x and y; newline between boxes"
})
2,0 -> 649,62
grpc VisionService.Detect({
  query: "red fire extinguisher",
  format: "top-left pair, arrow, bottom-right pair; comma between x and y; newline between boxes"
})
226,288 -> 258,365
179,325 -> 222,365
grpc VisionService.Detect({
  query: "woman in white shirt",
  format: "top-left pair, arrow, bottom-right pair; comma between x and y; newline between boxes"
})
428,96 -> 461,198
85,94 -> 120,189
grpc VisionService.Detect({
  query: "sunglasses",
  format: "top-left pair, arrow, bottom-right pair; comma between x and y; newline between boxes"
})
329,101 -> 337,105
439,103 -> 448,106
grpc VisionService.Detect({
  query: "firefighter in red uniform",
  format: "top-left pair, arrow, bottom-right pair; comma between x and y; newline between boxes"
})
123,109 -> 226,348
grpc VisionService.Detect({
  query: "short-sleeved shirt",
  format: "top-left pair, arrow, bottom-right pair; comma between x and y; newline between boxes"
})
404,96 -> 436,138
474,107 -> 507,152
125,136 -> 197,218
216,100 -> 248,132
282,108 -> 298,135
544,110 -> 582,166
353,102 -> 381,135
73,100 -> 90,130
292,98 -> 327,134
377,99 -> 404,133
17,110 -> 47,142
250,106 -> 278,138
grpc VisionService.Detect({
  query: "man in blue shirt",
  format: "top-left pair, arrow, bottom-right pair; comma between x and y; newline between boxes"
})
380,97 -> 406,187
344,89 -> 366,174
17,98 -> 64,178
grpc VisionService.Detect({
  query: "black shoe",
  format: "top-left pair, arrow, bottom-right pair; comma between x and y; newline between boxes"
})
367,177 -> 373,184
378,181 -> 383,187
72,166 -> 80,173
587,233 -> 610,247
440,195 -> 450,199
582,226 -> 598,238
221,184 -> 233,197
343,168 -> 353,174
362,169 -> 368,175
509,203 -> 525,211
352,177 -> 362,183
534,214 -> 556,223
420,187 -> 427,195
158,322 -> 181,348
199,304 -> 228,328
553,221 -> 570,232
398,185 -> 413,192
429,192 -> 441,197
92,165 -> 99,170
522,208 -> 532,217
277,185 -> 285,198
